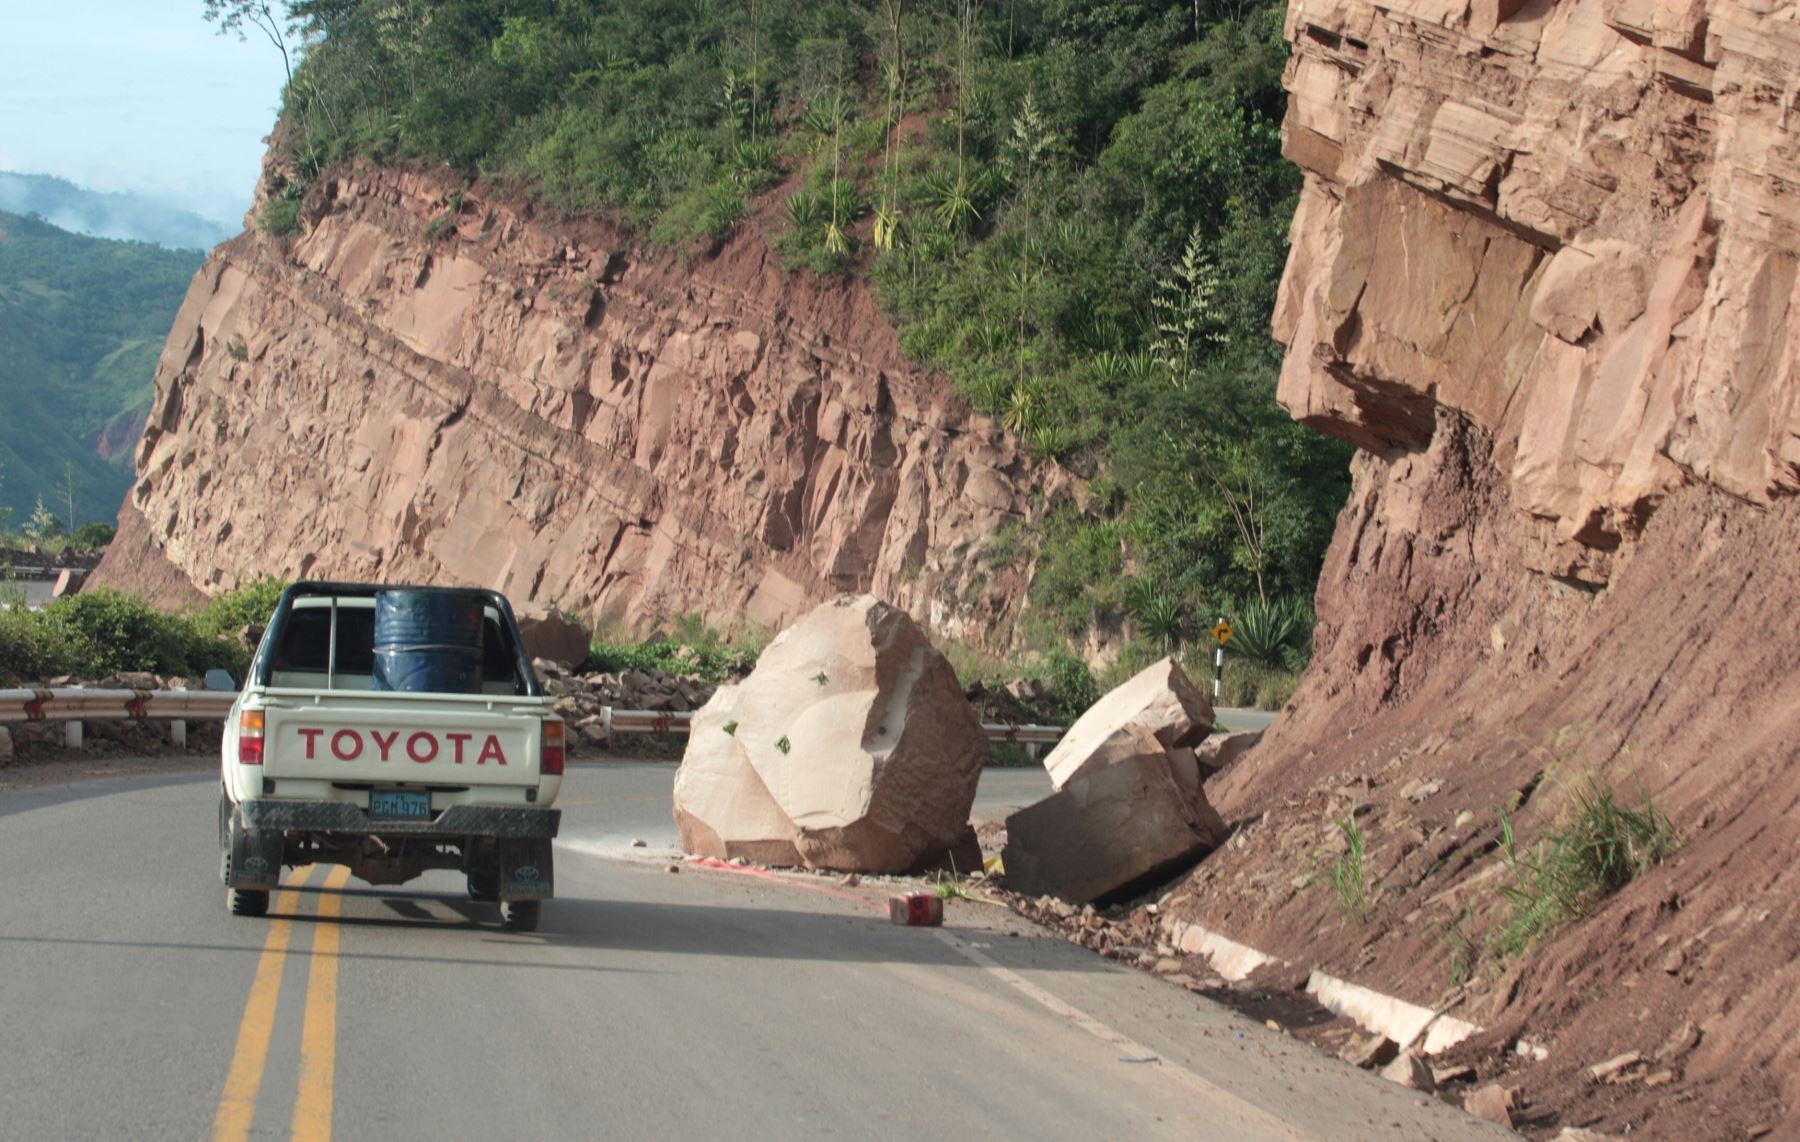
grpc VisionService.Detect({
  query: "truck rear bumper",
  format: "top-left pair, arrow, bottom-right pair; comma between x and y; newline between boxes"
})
239,800 -> 560,839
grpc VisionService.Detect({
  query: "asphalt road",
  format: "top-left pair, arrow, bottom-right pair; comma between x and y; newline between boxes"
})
0,756 -> 1503,1142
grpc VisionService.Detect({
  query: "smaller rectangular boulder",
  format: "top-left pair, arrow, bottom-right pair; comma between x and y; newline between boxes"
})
1001,752 -> 1229,905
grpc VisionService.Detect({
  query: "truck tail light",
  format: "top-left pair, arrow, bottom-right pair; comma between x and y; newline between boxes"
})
239,710 -> 265,765
541,719 -> 565,776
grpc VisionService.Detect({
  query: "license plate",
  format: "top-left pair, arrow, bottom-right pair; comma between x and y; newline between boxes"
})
369,790 -> 432,820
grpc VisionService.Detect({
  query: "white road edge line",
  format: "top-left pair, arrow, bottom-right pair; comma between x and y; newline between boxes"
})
929,928 -> 1311,1141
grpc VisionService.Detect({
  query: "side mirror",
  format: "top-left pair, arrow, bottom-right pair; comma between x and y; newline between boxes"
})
204,668 -> 240,692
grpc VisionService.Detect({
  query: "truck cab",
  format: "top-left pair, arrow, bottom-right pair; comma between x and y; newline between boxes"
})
220,582 -> 564,931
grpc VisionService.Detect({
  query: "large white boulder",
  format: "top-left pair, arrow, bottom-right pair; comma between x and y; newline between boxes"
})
673,686 -> 804,866
1041,656 -> 1214,789
671,595 -> 986,872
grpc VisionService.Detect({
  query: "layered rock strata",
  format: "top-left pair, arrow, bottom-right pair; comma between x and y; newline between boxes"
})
93,162 -> 1055,644
1185,2 -> 1800,1136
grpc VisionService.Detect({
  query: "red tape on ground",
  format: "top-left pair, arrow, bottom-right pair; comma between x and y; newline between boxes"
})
686,858 -> 882,910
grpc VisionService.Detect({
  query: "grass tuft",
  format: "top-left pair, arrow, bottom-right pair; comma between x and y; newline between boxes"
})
1486,777 -> 1678,961
1331,816 -> 1370,921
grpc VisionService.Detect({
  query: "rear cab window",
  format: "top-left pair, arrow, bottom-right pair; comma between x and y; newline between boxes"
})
266,594 -> 527,694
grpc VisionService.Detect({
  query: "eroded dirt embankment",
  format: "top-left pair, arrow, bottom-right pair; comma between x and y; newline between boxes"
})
1158,2 -> 1800,1137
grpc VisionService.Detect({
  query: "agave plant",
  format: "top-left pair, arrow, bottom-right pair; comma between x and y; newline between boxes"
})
727,140 -> 778,188
963,371 -> 1012,416
1129,587 -> 1188,653
924,171 -> 981,234
786,190 -> 824,232
1028,421 -> 1077,461
1228,597 -> 1314,669
801,91 -> 851,141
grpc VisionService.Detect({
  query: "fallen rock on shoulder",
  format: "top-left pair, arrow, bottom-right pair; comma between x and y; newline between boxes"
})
1194,729 -> 1263,778
1001,751 -> 1228,904
1040,656 -> 1214,790
999,657 -> 1228,904
515,606 -> 592,669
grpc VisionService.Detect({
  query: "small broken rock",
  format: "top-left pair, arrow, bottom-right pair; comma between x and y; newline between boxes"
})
1656,1020 -> 1700,1062
1463,1084 -> 1516,1128
1514,1038 -> 1550,1062
664,864 -> 680,874
838,873 -> 861,888
1340,1035 -> 1400,1070
631,838 -> 648,848
1379,1051 -> 1436,1092
1431,1064 -> 1477,1085
1587,1052 -> 1644,1082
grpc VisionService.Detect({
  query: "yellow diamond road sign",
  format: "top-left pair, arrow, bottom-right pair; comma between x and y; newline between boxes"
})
1212,620 -> 1233,646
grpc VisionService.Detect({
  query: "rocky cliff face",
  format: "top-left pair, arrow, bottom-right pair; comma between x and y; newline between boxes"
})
1182,2 -> 1800,1136
92,163 -> 1055,643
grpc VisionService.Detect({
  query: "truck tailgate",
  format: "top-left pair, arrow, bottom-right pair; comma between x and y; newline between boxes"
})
260,693 -> 547,785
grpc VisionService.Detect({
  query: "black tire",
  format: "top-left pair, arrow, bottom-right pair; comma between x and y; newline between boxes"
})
222,853 -> 269,917
500,900 -> 540,932
467,870 -> 500,902
229,888 -> 270,917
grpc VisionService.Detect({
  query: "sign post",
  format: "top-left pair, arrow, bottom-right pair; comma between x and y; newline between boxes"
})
1211,618 -> 1233,701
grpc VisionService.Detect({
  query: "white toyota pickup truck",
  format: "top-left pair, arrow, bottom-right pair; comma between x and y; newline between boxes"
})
220,582 -> 564,931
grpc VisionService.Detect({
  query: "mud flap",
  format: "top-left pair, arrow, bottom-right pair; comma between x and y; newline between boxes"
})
498,837 -> 553,901
227,814 -> 285,891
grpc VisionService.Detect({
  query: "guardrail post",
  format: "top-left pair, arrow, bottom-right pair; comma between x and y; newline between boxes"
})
170,719 -> 188,748
64,720 -> 83,750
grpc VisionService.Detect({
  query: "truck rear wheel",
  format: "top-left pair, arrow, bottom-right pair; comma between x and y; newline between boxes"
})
222,853 -> 270,917
500,900 -> 540,932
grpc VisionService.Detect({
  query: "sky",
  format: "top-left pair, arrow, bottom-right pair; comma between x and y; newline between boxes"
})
0,1 -> 289,227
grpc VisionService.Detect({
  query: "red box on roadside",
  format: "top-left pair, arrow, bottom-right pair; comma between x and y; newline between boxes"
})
889,892 -> 944,926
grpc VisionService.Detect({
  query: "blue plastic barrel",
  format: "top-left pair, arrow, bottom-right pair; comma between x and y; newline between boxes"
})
372,590 -> 485,693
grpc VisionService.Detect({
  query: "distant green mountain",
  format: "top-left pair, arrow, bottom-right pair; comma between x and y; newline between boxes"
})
0,210 -> 203,530
0,172 -> 236,252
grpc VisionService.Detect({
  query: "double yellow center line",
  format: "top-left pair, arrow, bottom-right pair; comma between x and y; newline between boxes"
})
213,864 -> 354,1142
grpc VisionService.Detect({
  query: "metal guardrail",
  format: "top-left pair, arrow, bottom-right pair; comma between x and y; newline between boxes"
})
0,687 -> 234,747
0,688 -> 1065,750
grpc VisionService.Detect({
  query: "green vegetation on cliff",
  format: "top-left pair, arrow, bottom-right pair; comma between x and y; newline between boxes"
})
242,0 -> 1351,660
0,210 -> 203,530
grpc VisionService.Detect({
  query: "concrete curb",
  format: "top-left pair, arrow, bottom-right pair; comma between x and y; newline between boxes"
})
1165,919 -> 1480,1054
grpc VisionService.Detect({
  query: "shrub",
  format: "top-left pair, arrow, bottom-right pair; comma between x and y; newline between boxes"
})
69,522 -> 117,551
196,577 -> 288,638
48,590 -> 223,677
581,618 -> 758,685
0,607 -> 87,684
1213,659 -> 1301,711
259,195 -> 301,237
1043,649 -> 1097,722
